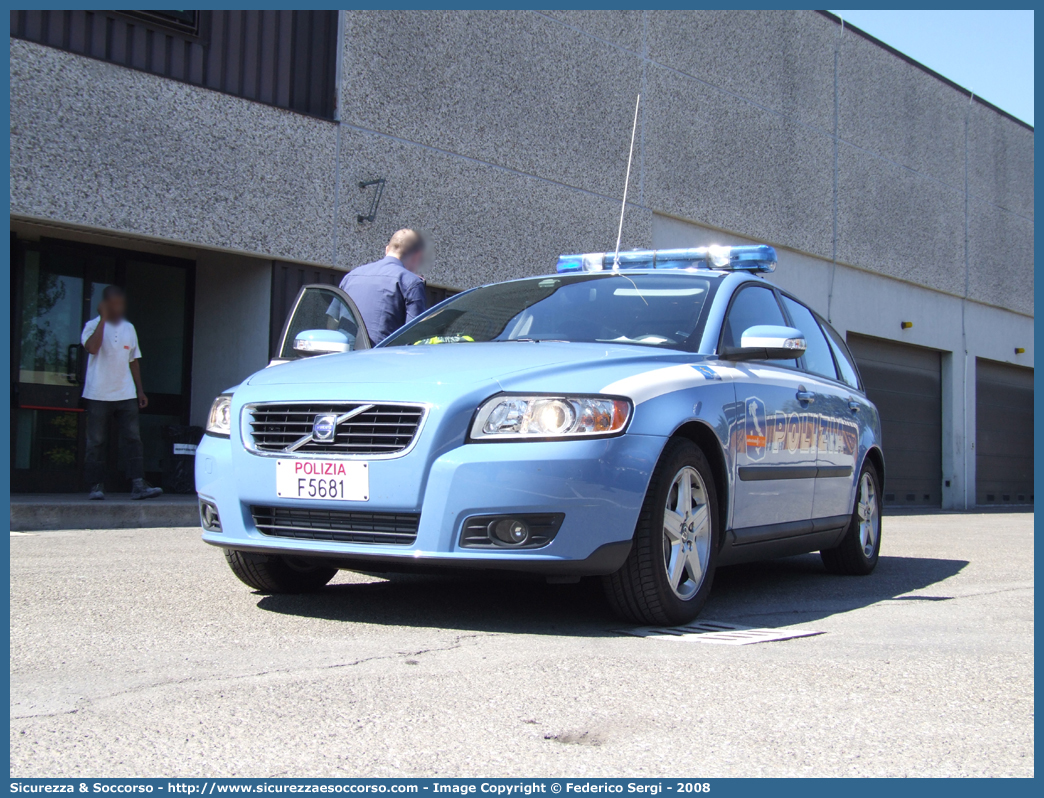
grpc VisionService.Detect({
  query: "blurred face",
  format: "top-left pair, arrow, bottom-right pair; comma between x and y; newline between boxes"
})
106,294 -> 126,322
418,246 -> 434,276
401,248 -> 426,274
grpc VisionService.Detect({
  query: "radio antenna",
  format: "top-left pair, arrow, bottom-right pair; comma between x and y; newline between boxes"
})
612,94 -> 640,271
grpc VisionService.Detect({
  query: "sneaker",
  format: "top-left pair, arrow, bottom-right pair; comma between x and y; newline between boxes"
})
131,479 -> 163,500
88,484 -> 105,501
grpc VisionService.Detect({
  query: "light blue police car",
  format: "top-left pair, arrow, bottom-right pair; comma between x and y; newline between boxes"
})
196,245 -> 883,625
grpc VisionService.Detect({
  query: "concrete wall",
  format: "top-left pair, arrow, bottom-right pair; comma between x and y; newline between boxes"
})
10,11 -> 1033,314
10,38 -> 338,265
188,253 -> 273,427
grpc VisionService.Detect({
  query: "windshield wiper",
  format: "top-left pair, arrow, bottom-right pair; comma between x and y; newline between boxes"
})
508,338 -> 569,343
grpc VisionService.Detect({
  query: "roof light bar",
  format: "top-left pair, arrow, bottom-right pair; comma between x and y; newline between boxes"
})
556,245 -> 777,275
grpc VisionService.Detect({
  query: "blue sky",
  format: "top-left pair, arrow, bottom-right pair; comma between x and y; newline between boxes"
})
831,10 -> 1034,125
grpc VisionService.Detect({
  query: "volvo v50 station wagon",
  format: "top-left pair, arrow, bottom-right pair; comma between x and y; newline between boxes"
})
196,245 -> 884,625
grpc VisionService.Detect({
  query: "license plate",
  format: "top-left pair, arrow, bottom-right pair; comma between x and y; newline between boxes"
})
275,459 -> 369,501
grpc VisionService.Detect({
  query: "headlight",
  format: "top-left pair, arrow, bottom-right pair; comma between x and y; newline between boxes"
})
470,394 -> 631,441
206,395 -> 233,438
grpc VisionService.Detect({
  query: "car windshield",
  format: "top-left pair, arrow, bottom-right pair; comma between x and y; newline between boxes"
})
382,272 -> 720,350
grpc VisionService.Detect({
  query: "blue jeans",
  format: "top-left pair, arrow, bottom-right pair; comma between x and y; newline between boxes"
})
84,398 -> 144,485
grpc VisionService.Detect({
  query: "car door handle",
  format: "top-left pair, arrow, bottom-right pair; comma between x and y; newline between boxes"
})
848,400 -> 861,413
796,388 -> 815,403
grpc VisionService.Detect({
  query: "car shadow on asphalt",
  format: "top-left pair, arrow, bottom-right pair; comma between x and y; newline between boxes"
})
254,553 -> 968,635
704,553 -> 968,626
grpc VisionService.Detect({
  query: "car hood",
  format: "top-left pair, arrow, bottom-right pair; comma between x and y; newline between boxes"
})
246,342 -> 712,394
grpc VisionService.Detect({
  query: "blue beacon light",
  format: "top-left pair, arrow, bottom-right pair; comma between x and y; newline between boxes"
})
556,245 -> 778,275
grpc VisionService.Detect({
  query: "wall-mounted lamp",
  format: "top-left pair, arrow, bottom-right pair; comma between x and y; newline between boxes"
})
900,321 -> 913,330
1015,347 -> 1025,354
357,178 -> 386,224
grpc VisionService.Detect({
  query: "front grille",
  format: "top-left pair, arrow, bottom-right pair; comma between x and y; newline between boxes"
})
247,402 -> 424,455
251,506 -> 420,545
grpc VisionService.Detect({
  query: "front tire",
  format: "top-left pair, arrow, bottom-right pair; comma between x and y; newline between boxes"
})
603,438 -> 719,626
223,549 -> 337,593
821,462 -> 882,575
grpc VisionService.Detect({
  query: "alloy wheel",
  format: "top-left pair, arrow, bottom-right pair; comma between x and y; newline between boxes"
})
662,466 -> 712,600
857,472 -> 879,558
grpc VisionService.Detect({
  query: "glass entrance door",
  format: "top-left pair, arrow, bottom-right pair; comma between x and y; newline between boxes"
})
13,242 -> 114,492
11,237 -> 194,493
124,258 -> 194,487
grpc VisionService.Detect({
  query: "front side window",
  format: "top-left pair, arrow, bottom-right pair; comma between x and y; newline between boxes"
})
781,295 -> 836,380
720,285 -> 787,349
382,273 -> 719,350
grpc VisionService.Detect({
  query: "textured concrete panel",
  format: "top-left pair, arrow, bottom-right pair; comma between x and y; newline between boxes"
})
538,9 -> 645,52
967,199 -> 1034,316
838,30 -> 966,188
340,11 -> 643,200
836,143 -> 964,296
643,66 -> 834,260
965,300 -> 1034,365
968,104 -> 1034,220
10,40 -> 337,263
651,213 -> 760,250
830,263 -> 966,350
336,128 -> 652,289
646,10 -> 837,131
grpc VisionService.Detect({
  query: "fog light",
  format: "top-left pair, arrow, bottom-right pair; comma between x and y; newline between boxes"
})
199,500 -> 221,532
459,513 -> 564,549
489,518 -> 530,545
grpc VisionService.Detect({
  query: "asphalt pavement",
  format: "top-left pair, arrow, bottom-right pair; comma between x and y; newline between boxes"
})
9,511 -> 1034,777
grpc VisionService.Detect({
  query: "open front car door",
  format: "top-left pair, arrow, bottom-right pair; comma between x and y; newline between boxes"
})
270,284 -> 371,366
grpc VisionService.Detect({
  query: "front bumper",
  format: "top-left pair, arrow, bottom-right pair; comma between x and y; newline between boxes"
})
195,432 -> 666,576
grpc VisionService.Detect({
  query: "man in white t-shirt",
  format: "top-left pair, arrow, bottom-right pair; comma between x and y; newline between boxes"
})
81,286 -> 163,501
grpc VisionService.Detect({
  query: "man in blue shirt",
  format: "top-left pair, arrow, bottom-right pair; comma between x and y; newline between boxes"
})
340,229 -> 428,344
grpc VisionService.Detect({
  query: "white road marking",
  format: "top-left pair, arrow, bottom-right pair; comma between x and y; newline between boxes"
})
617,620 -> 823,645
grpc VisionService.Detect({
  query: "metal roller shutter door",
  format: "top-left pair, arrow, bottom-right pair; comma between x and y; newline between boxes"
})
846,335 -> 942,507
975,359 -> 1033,506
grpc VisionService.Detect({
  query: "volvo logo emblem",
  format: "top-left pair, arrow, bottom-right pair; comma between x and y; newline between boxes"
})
312,414 -> 338,443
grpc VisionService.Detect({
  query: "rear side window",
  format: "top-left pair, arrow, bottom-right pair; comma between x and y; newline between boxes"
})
822,323 -> 861,389
721,286 -> 787,348
780,296 -> 836,380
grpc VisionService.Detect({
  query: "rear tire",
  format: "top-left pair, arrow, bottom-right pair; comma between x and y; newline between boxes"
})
223,549 -> 337,593
603,438 -> 720,626
821,461 -> 881,575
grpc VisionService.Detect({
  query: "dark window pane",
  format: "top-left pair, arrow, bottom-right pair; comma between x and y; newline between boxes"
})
124,261 -> 186,395
721,285 -> 786,349
781,295 -> 837,380
14,408 -> 80,471
19,251 -> 84,387
823,324 -> 861,389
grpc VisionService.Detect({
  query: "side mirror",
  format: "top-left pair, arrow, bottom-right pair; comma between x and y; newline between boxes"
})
293,329 -> 353,355
720,325 -> 806,361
